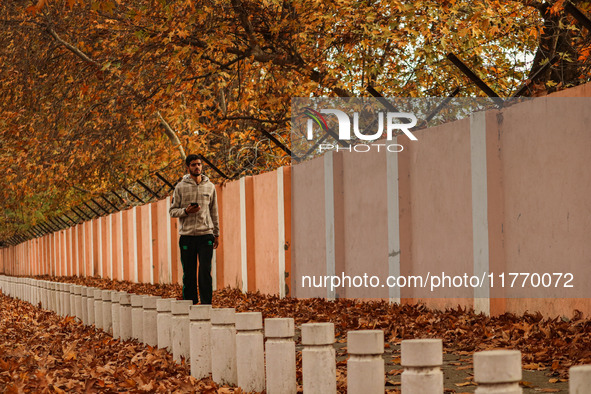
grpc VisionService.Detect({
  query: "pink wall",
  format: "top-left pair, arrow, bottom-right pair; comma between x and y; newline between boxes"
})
3,82 -> 591,318
340,150 -> 390,300
404,119 -> 474,309
292,155 -> 327,298
220,180 -> 243,289
252,170 -> 280,295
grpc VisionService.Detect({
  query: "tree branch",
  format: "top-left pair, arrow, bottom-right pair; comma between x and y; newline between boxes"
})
157,112 -> 186,161
46,27 -> 100,67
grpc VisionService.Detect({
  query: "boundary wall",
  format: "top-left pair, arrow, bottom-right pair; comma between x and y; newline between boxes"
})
2,83 -> 591,317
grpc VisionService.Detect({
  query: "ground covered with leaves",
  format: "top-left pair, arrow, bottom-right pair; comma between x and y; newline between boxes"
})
2,275 -> 590,393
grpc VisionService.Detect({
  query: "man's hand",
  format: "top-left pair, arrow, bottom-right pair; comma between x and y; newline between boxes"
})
185,205 -> 201,214
213,236 -> 219,249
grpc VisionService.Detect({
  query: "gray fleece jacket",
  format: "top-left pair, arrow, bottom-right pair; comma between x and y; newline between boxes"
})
169,174 -> 219,237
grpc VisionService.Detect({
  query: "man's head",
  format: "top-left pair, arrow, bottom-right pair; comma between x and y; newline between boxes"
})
185,154 -> 203,177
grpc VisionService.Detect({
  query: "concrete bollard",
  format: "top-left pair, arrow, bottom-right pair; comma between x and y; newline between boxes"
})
73,285 -> 83,321
41,281 -> 48,309
69,285 -> 77,318
93,289 -> 103,330
157,299 -> 173,350
348,330 -> 385,394
569,365 -> 591,394
473,349 -> 522,394
302,323 -> 336,394
111,291 -> 121,339
80,287 -> 89,325
131,294 -> 144,342
62,283 -> 71,316
54,282 -> 60,314
189,305 -> 212,379
236,312 -> 265,392
119,292 -> 132,341
47,282 -> 55,312
401,339 -> 443,394
87,287 -> 95,326
171,300 -> 193,363
142,296 -> 159,346
265,318 -> 297,394
210,308 -> 238,385
101,290 -> 113,334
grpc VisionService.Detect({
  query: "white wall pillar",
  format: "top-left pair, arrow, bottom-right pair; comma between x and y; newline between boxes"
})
470,111 -> 491,315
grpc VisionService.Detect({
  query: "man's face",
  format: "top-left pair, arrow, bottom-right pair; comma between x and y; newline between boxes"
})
188,159 -> 203,177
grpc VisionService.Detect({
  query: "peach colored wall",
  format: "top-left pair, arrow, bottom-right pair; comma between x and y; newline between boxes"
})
148,204 -> 159,284
215,185 -> 224,289
252,170 -> 280,295
4,82 -> 591,319
155,198 -> 171,284
292,155 -> 327,298
404,119 -> 475,309
283,167 -> 293,297
496,97 -> 591,316
112,212 -> 122,281
220,180 -> 243,289
339,150 -> 390,300
171,217 -> 182,285
245,176 -> 256,292
138,204 -> 152,283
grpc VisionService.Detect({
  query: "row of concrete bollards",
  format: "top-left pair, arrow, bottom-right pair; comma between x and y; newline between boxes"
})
1,275 -> 590,393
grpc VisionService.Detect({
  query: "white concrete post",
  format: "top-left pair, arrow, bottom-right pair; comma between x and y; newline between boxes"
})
101,290 -> 113,335
157,298 -> 173,350
131,294 -> 144,342
111,291 -> 121,339
473,350 -> 522,394
171,300 -> 193,363
80,287 -> 89,325
73,285 -> 83,321
87,287 -> 95,326
47,282 -> 54,312
189,305 -> 212,379
62,283 -> 71,316
93,289 -> 103,330
401,339 -> 443,394
69,284 -> 77,318
54,282 -> 61,314
210,308 -> 238,385
301,323 -> 336,394
347,330 -> 385,394
570,365 -> 591,394
39,281 -> 46,309
265,318 -> 296,394
142,295 -> 160,346
236,312 -> 265,392
119,292 -> 132,341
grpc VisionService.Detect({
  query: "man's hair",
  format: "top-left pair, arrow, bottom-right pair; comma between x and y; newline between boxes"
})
185,154 -> 202,167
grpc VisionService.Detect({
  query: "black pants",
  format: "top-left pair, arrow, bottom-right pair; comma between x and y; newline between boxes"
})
179,234 -> 214,305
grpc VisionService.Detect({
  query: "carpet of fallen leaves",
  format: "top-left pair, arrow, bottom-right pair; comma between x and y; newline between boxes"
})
0,289 -> 239,393
2,274 -> 590,393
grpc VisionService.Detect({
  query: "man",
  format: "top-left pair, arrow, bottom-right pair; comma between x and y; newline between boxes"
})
169,154 -> 219,305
